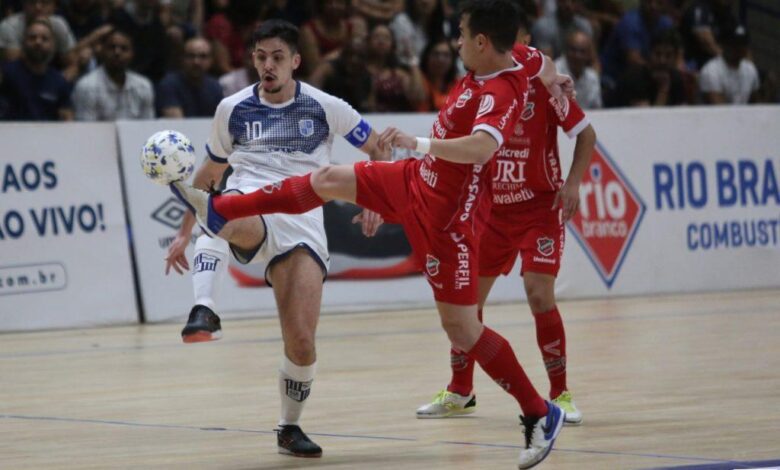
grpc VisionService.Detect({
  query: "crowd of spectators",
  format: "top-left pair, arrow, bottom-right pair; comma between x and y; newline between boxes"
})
0,0 -> 776,122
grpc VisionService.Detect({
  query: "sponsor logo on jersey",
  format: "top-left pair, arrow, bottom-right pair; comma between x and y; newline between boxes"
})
537,237 -> 555,257
549,96 -> 570,122
456,88 -> 473,108
568,143 -> 646,288
476,94 -> 495,119
498,98 -> 519,130
459,165 -> 483,222
426,254 -> 440,277
298,119 -> 314,137
521,102 -> 535,121
419,161 -> 438,188
514,122 -> 524,136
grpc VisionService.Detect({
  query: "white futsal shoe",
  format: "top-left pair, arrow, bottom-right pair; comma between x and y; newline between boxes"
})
415,390 -> 476,419
517,401 -> 565,469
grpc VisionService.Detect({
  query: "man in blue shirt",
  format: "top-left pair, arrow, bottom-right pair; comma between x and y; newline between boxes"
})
600,0 -> 673,85
156,37 -> 223,117
0,18 -> 72,121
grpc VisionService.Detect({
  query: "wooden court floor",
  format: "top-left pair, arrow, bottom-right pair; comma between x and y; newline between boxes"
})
2,289 -> 779,470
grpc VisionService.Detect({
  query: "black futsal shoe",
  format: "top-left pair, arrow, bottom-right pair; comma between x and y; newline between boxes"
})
276,425 -> 323,458
180,305 -> 222,343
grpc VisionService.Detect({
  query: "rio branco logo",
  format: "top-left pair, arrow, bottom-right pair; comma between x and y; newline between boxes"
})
568,143 -> 646,288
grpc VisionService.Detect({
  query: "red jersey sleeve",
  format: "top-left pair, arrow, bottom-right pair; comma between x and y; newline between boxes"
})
511,43 -> 545,79
548,96 -> 590,138
471,77 -> 524,148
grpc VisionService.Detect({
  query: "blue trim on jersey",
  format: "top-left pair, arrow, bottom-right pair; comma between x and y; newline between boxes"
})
345,119 -> 371,148
228,84 -> 329,155
205,144 -> 228,164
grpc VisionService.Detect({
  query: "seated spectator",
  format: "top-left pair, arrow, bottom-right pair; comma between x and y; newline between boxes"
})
156,36 -> 222,117
389,0 -> 449,67
611,30 -> 688,107
699,25 -> 759,104
109,0 -> 169,82
299,0 -> 352,79
310,37 -> 374,112
600,0 -> 673,84
531,0 -> 593,58
417,38 -> 458,112
72,28 -> 154,120
0,0 -> 78,79
555,30 -> 602,108
680,0 -> 737,70
218,39 -> 258,96
352,0 -> 404,24
0,18 -> 72,120
62,0 -> 113,75
365,23 -> 424,112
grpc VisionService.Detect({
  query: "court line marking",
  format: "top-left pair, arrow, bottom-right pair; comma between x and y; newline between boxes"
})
1,303 -> 777,360
0,413 -> 746,465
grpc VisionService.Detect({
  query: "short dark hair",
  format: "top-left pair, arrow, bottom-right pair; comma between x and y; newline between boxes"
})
252,19 -> 299,53
458,0 -> 521,53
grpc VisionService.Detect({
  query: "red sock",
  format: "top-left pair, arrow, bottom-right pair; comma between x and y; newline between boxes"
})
213,174 -> 324,220
533,306 -> 567,399
467,326 -> 547,418
447,309 -> 483,396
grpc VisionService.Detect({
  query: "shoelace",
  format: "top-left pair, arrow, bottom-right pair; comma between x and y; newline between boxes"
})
519,415 -> 538,449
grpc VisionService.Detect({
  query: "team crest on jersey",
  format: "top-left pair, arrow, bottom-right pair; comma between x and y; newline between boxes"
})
298,119 -> 314,137
261,181 -> 283,194
514,122 -> 524,136
426,254 -> 440,277
476,94 -> 495,119
455,88 -> 473,108
521,102 -> 535,121
537,237 -> 555,257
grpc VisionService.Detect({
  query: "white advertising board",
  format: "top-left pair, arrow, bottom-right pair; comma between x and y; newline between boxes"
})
0,123 -> 138,330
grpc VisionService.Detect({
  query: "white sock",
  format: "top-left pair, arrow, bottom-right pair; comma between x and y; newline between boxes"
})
192,234 -> 229,310
278,355 -> 316,427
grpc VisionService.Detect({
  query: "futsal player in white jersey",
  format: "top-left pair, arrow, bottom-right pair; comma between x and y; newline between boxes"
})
164,20 -> 387,457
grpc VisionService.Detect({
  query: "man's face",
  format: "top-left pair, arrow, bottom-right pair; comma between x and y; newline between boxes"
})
457,15 -> 480,72
103,32 -> 133,72
253,37 -> 300,94
24,0 -> 55,19
565,32 -> 591,69
183,39 -> 212,79
23,22 -> 54,65
368,25 -> 393,57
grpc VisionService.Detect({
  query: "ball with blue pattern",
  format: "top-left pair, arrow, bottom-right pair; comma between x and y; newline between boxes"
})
140,130 -> 196,185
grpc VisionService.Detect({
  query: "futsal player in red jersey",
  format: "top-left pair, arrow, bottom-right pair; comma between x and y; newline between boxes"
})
170,1 -> 574,467
416,17 -> 596,426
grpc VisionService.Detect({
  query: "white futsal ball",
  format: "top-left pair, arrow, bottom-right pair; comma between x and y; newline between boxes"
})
140,130 -> 196,185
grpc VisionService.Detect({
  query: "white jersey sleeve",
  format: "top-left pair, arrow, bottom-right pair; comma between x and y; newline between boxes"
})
206,99 -> 233,163
301,82 -> 372,149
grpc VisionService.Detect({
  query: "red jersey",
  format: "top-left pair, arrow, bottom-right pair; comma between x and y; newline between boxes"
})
490,46 -> 589,206
416,54 -> 540,232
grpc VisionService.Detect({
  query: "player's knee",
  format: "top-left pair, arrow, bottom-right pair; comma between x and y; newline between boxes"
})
440,318 -> 473,351
311,166 -> 338,192
284,334 -> 316,363
525,282 -> 555,313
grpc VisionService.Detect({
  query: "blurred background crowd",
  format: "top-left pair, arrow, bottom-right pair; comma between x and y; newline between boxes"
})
1,0 -> 777,121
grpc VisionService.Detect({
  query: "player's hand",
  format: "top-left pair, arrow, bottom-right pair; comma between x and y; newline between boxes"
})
378,127 -> 417,151
553,180 -> 580,222
352,208 -> 384,237
549,74 -> 576,106
165,233 -> 190,275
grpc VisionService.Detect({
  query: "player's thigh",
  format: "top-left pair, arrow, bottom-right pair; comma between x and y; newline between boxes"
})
477,276 -> 498,311
311,164 -> 358,203
218,189 -> 267,251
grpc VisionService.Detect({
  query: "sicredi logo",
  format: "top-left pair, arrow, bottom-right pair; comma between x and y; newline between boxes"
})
568,143 -> 646,288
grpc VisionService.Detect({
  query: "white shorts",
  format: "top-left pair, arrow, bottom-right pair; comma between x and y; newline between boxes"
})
222,181 -> 329,284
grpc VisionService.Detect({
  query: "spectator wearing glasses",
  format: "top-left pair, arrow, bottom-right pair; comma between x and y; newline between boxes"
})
72,28 -> 154,120
156,36 -> 222,117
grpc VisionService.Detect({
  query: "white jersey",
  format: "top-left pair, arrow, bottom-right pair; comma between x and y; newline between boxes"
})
206,81 -> 372,187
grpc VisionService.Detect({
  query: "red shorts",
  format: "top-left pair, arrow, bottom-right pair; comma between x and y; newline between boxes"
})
479,193 -> 564,278
355,159 -> 480,305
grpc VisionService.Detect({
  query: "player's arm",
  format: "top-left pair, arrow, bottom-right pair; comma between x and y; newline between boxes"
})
537,54 -> 576,103
555,123 -> 596,221
378,128 -> 499,165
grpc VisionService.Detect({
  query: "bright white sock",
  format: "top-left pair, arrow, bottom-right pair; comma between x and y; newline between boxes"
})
278,355 -> 316,426
192,234 -> 229,310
